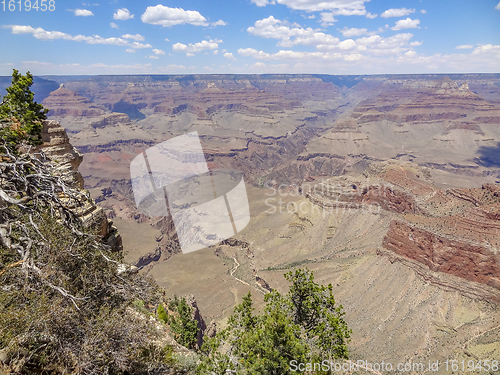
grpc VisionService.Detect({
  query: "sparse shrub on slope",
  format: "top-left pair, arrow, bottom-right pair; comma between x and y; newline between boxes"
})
0,147 -> 178,373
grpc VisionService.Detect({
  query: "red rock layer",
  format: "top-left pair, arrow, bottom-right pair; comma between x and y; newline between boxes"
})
383,220 -> 500,290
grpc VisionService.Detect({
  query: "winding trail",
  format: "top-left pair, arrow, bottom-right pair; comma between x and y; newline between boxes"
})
230,256 -> 251,287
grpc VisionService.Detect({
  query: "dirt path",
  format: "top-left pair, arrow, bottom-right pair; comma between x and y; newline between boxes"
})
230,256 -> 251,287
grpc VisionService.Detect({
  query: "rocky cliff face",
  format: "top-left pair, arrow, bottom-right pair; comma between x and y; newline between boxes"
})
35,119 -> 85,189
307,160 -> 500,301
383,220 -> 500,291
42,85 -> 106,118
34,120 -> 122,251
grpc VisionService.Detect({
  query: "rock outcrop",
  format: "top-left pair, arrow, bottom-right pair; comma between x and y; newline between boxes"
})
34,120 -> 122,251
382,220 -> 500,290
35,119 -> 84,189
42,85 -> 106,118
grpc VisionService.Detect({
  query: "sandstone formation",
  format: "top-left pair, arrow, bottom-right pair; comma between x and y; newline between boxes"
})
42,85 -> 106,118
307,161 -> 500,300
34,120 -> 122,251
35,119 -> 84,189
41,85 -> 108,133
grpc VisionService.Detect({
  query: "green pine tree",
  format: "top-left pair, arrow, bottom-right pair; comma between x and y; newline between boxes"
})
198,268 -> 351,375
0,69 -> 48,151
170,297 -> 199,349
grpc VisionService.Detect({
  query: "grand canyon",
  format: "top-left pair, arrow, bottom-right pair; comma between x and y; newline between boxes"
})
6,73 -> 499,372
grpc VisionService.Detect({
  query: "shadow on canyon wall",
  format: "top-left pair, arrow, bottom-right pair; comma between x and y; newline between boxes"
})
477,142 -> 500,168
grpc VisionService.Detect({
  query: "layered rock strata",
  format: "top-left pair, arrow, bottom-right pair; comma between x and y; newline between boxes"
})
34,120 -> 122,251
307,161 -> 500,301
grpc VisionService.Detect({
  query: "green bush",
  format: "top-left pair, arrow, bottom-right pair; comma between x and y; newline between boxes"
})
198,268 -> 351,375
157,303 -> 169,324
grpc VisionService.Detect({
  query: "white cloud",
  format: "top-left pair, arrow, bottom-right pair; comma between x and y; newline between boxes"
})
381,8 -> 415,18
122,34 -> 145,41
110,22 -> 119,29
8,25 -> 74,41
74,9 -> 94,16
251,0 -> 272,6
224,52 -> 236,60
172,39 -> 220,54
421,9 -> 427,14
153,48 -> 165,55
238,48 -> 272,59
338,39 -> 356,50
247,16 -> 339,48
404,50 -> 416,58
354,33 -> 415,55
186,53 -> 195,57
258,0 -> 367,12
246,16 -> 419,56
455,44 -> 473,49
141,5 -> 208,27
472,44 -> 500,55
147,55 -> 159,59
495,2 -> 500,10
212,20 -> 227,26
113,8 -> 134,20
129,42 -> 152,49
213,50 -> 218,55
1,61 -> 196,76
12,61 -> 154,75
165,38 -> 170,42
126,49 -> 136,53
366,12 -> 377,19
340,26 -> 386,37
11,45 -> 500,76
4,25 -> 152,49
330,8 -> 366,16
238,48 -> 362,63
235,45 -> 500,74
391,18 -> 420,30
250,0 -> 376,17
340,27 -> 367,37
320,12 -> 337,26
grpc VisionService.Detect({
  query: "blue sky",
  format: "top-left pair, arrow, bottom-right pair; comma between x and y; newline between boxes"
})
0,0 -> 499,75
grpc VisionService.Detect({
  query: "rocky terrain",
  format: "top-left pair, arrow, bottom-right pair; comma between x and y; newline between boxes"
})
20,73 -> 500,371
34,119 -> 122,251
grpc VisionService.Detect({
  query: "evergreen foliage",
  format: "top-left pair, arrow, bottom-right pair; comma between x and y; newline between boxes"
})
0,69 -> 48,150
198,268 -> 351,374
169,297 -> 199,349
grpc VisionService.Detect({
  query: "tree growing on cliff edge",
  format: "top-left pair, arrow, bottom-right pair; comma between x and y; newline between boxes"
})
198,268 -> 351,375
0,69 -> 48,150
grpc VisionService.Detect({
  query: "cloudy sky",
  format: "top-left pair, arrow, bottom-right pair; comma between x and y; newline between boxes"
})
1,0 -> 499,75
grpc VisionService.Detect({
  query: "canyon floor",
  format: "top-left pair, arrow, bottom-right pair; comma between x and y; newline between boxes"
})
33,73 -> 500,373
